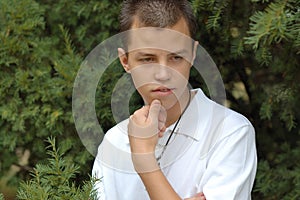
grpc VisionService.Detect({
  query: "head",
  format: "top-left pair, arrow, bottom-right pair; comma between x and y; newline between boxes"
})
118,0 -> 198,112
119,0 -> 197,39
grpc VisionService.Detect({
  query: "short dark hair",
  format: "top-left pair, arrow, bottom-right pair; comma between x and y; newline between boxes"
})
119,0 -> 197,39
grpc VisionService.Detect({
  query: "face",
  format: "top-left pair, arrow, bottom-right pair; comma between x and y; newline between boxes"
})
119,18 -> 196,110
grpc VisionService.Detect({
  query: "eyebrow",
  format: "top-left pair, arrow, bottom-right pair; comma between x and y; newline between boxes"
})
135,52 -> 156,57
169,49 -> 190,55
135,49 -> 190,57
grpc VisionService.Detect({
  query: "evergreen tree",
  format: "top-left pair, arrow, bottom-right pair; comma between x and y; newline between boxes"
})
192,0 -> 299,198
0,0 -> 299,199
16,137 -> 97,200
0,0 -> 121,197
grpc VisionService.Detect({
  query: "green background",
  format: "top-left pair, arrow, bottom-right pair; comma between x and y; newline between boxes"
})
0,0 -> 299,199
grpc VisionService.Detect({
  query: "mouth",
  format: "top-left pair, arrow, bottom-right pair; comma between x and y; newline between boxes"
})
151,86 -> 175,96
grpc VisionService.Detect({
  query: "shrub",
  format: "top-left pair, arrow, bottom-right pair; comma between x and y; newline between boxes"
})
0,0 -> 299,199
17,137 -> 97,200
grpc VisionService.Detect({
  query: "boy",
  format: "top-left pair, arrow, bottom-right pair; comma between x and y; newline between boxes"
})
92,0 -> 257,199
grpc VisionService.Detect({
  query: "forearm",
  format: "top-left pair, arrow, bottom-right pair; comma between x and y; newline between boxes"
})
138,169 -> 181,200
131,152 -> 181,199
128,101 -> 205,200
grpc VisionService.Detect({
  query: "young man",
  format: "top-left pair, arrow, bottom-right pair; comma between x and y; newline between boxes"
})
92,0 -> 257,199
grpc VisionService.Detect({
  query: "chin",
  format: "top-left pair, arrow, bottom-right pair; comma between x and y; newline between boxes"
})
142,92 -> 180,110
159,98 -> 178,110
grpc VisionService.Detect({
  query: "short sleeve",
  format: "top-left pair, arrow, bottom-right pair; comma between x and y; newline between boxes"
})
200,125 -> 257,200
92,153 -> 106,200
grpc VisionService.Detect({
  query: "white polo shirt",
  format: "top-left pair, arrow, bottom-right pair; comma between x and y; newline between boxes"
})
92,88 -> 257,200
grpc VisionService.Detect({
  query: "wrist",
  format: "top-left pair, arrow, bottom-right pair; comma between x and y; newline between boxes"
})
128,135 -> 157,154
131,152 -> 160,173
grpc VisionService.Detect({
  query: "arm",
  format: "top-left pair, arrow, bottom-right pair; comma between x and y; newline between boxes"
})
91,160 -> 105,200
139,170 -> 205,200
139,169 -> 182,200
201,124 -> 257,199
128,100 -> 206,200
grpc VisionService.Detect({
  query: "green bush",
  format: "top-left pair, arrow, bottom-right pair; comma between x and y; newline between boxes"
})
0,0 -> 299,199
0,0 -> 122,196
17,137 -> 97,200
192,0 -> 300,198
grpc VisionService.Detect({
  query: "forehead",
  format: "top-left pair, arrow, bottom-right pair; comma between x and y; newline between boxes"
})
126,18 -> 194,53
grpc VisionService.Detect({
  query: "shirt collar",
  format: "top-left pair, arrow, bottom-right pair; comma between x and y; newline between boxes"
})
164,88 -> 212,141
123,88 -> 213,144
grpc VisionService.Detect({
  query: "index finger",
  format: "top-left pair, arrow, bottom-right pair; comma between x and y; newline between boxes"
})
131,105 -> 150,123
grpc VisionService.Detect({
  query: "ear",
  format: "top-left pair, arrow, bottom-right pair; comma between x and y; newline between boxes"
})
191,41 -> 199,66
118,48 -> 131,73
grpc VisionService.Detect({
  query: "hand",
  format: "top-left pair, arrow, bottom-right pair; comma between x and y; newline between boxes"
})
128,99 -> 166,154
185,192 -> 206,200
128,100 -> 166,173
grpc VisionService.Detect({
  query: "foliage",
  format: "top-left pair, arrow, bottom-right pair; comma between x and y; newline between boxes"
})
254,143 -> 300,199
0,0 -> 121,197
17,137 -> 97,200
0,0 -> 299,199
192,0 -> 299,198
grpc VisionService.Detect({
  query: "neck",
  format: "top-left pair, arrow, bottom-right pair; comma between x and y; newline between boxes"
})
165,88 -> 191,127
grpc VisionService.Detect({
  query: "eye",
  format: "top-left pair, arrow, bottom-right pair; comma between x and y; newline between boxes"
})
138,57 -> 155,63
170,55 -> 183,62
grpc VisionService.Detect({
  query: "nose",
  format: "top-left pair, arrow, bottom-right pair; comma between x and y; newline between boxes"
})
154,64 -> 171,81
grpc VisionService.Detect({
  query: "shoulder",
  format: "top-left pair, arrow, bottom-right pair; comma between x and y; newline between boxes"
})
104,118 -> 130,147
193,88 -> 255,138
94,118 -> 136,173
212,104 -> 255,144
221,105 -> 254,134
105,119 -> 129,138
223,105 -> 254,138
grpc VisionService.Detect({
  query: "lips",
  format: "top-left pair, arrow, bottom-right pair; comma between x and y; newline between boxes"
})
151,86 -> 175,96
152,86 -> 173,92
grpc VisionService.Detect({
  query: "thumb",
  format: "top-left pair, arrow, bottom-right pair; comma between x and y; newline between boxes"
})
194,192 -> 204,197
147,100 -> 161,123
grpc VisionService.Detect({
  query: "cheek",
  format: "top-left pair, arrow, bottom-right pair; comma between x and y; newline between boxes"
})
135,84 -> 148,94
135,85 -> 153,105
129,64 -> 158,88
174,67 -> 190,83
130,68 -> 151,89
